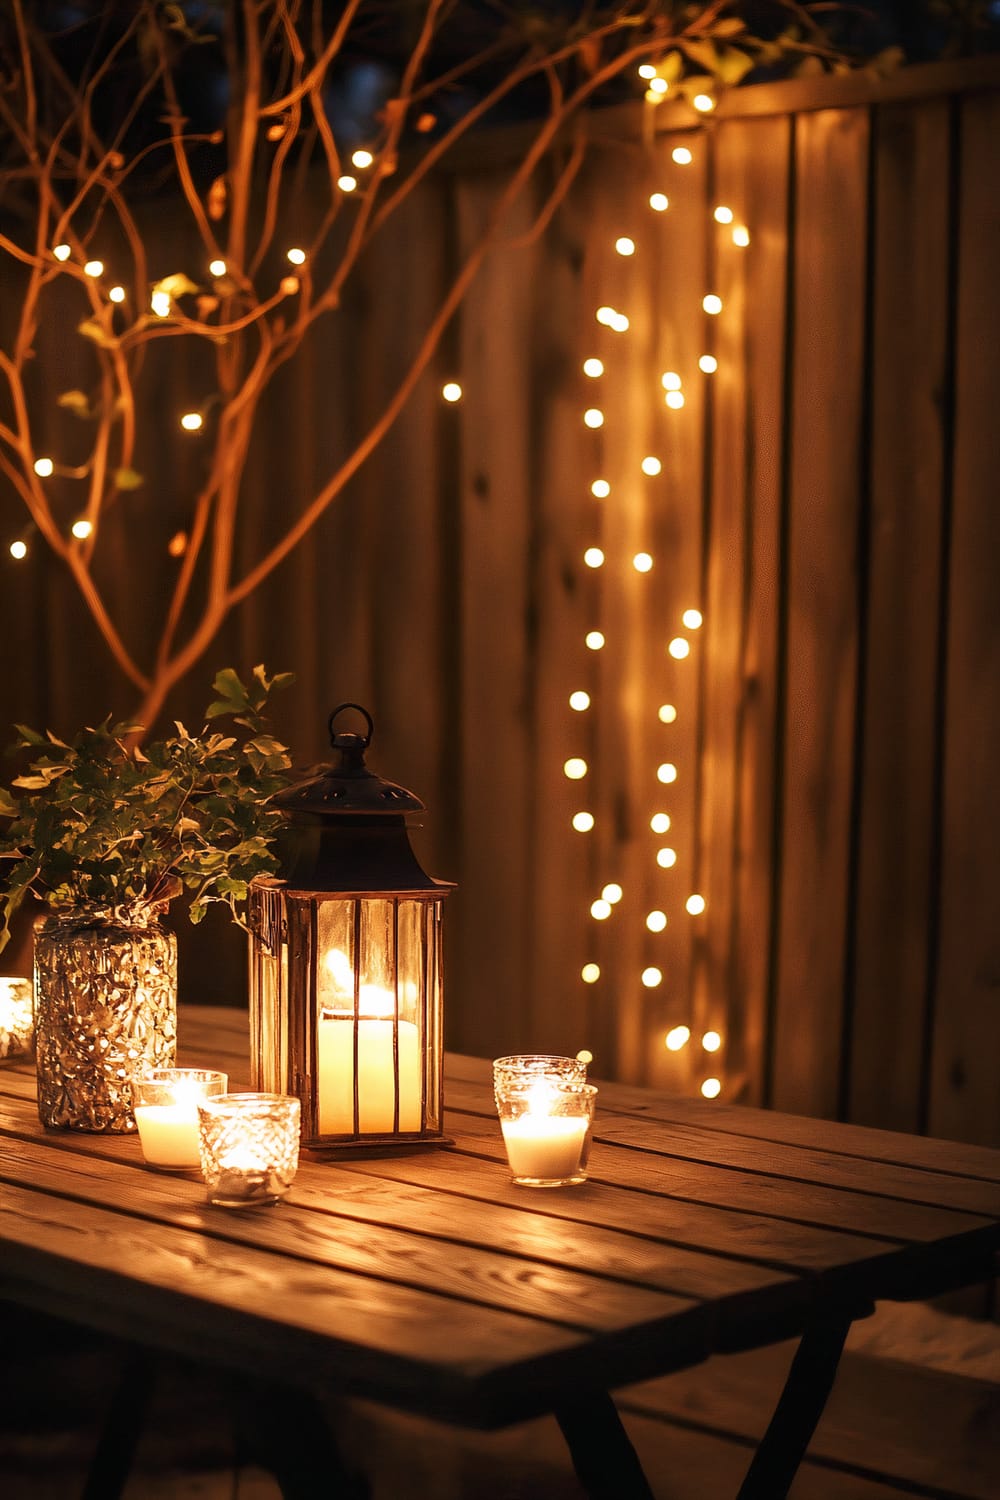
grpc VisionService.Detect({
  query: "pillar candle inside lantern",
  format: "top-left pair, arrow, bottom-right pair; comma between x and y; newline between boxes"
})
317,948 -> 421,1135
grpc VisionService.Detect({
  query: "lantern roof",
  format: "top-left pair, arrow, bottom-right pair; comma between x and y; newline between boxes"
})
272,703 -> 425,820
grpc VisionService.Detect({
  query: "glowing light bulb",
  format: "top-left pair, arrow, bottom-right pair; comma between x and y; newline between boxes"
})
615,237 -> 636,256
83,259 -> 104,278
641,967 -> 662,988
658,704 -> 677,724
9,539 -> 28,559
572,812 -> 595,832
564,757 -> 588,781
180,412 -> 203,431
702,1030 -> 722,1053
601,883 -> 623,905
701,1077 -> 722,1099
732,225 -> 751,247
665,1026 -> 690,1051
641,456 -> 662,476
650,813 -> 671,834
352,149 -> 374,169
633,553 -> 653,573
583,358 -> 604,377
569,690 -> 590,712
442,382 -> 463,402
713,206 -> 734,224
686,894 -> 707,915
649,193 -> 669,212
286,247 -> 306,265
682,608 -> 703,629
657,847 -> 678,869
672,146 -> 693,165
151,290 -> 171,317
646,910 -> 668,933
337,174 -> 358,192
71,518 -> 92,539
665,390 -> 685,409
584,409 -> 605,429
698,355 -> 718,374
703,294 -> 723,315
637,63 -> 657,80
693,94 -> 716,113
584,547 -> 605,569
585,631 -> 605,651
281,276 -> 300,295
108,285 -> 126,303
53,243 -> 71,262
33,458 -> 54,477
657,763 -> 678,784
209,258 -> 227,277
668,637 -> 690,659
612,314 -> 630,333
576,1049 -> 594,1066
590,899 -> 612,921
648,78 -> 669,96
661,371 -> 682,391
591,479 -> 610,499
167,531 -> 188,558
595,306 -> 616,326
581,964 -> 600,984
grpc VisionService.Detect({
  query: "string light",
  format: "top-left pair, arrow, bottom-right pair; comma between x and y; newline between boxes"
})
180,412 -> 203,431
167,531 -> 188,557
658,704 -> 677,723
9,540 -> 27,559
209,258 -> 227,277
672,146 -> 693,165
52,243 -> 71,261
286,247 -> 306,265
656,848 -> 678,868
702,1031 -> 722,1053
732,225 -> 751,247
647,77 -> 668,97
657,763 -> 678,784
661,371 -> 682,391
595,306 -> 617,326
83,259 -> 104,278
714,206 -> 734,224
151,289 -> 171,317
641,456 -> 662,476
633,553 -> 653,573
591,479 -> 610,498
646,910 -> 668,932
637,63 -> 657,80
601,883 -> 624,905
442,382 -> 463,402
281,276 -> 300,295
649,193 -> 669,213
337,175 -> 358,192
585,631 -> 605,651
686,894 -> 707,915
701,1077 -> 722,1098
564,758 -> 588,780
698,355 -> 718,374
583,358 -> 604,377
584,408 -> 605,428
33,458 -> 54,477
581,964 -> 601,984
682,608 -> 703,629
576,1049 -> 594,1066
590,899 -> 612,921
572,812 -> 595,832
650,813 -> 671,834
569,690 -> 590,711
665,1026 -> 690,1051
108,285 -> 126,304
71,519 -> 92,539
351,149 -> 374,169
665,390 -> 685,409
615,237 -> 636,256
693,94 -> 715,113
668,637 -> 690,659
641,967 -> 662,988
703,294 -> 723,315
584,547 -> 605,568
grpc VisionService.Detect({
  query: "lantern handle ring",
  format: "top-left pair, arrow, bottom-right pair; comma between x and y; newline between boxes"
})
328,702 -> 374,749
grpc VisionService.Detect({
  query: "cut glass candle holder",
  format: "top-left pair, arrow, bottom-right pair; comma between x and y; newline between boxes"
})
198,1092 -> 301,1208
133,1068 -> 228,1170
494,1070 -> 597,1188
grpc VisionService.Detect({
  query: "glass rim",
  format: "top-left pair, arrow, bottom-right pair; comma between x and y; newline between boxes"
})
198,1091 -> 300,1115
136,1067 -> 227,1084
492,1053 -> 587,1072
496,1080 -> 598,1101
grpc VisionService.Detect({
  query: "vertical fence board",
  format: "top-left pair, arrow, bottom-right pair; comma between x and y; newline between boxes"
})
849,100 -> 950,1132
771,107 -> 870,1118
930,90 -> 1000,1147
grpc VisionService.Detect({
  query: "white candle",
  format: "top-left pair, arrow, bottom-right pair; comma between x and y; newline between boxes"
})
318,1013 -> 421,1134
501,1113 -> 588,1181
134,1101 -> 202,1168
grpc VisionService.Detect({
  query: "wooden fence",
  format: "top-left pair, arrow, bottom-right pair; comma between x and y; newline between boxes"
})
2,57 -> 997,1144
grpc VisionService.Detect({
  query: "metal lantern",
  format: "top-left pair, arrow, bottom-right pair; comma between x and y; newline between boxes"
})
248,703 -> 454,1152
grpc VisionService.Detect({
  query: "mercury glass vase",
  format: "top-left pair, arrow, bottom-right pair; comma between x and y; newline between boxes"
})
33,912 -> 177,1132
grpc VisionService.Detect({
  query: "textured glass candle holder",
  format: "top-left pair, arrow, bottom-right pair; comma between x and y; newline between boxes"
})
492,1054 -> 588,1093
133,1069 -> 228,1171
0,977 -> 34,1060
198,1093 -> 301,1208
494,1075 -> 597,1187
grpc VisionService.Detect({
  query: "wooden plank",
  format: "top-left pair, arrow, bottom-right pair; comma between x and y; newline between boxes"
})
770,106 -> 870,1118
929,89 -> 1000,1150
849,99 -> 951,1135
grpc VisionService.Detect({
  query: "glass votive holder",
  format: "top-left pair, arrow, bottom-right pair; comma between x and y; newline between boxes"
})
0,977 -> 33,1060
492,1054 -> 589,1093
133,1068 -> 228,1170
494,1076 -> 598,1188
197,1093 -> 301,1208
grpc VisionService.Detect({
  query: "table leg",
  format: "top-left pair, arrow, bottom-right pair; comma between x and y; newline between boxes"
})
80,1345 -> 156,1500
555,1391 -> 656,1500
234,1378 -> 371,1500
735,1310 -> 856,1500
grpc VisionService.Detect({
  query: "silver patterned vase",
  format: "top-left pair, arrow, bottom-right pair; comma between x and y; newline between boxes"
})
33,910 -> 177,1132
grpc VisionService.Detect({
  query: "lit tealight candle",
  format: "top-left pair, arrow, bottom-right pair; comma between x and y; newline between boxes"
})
0,977 -> 33,1059
133,1069 -> 227,1170
494,1071 -> 597,1187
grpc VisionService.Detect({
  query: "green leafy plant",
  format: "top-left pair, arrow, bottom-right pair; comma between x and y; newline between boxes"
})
0,665 -> 294,949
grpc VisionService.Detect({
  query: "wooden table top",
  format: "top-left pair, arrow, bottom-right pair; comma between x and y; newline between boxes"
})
1,1005 -> 998,1431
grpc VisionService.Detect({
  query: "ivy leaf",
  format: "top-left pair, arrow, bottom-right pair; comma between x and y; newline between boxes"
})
57,390 -> 93,418
78,318 -> 113,346
678,38 -> 718,74
716,47 -> 754,86
152,273 -> 199,301
113,467 -> 145,490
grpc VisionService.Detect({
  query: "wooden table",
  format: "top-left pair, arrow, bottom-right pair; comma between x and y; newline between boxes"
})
1,1005 -> 998,1500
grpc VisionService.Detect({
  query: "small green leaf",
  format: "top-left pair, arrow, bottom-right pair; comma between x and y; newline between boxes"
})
78,318 -> 113,346
113,467 -> 145,490
152,273 -> 199,301
678,38 -> 718,73
57,390 -> 93,418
